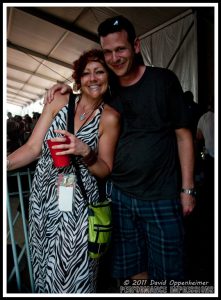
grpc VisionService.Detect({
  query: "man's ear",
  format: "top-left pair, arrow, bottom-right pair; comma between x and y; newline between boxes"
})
134,38 -> 141,54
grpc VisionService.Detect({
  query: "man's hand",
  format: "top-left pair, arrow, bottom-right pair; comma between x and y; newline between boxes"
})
180,193 -> 196,216
44,83 -> 72,104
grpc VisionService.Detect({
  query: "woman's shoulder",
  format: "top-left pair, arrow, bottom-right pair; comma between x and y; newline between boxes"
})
103,103 -> 120,118
101,104 -> 121,126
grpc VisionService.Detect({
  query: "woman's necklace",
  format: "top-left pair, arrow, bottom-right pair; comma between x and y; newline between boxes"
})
79,108 -> 95,121
76,95 -> 103,121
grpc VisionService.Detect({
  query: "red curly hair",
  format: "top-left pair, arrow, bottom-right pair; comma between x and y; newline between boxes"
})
72,49 -> 108,90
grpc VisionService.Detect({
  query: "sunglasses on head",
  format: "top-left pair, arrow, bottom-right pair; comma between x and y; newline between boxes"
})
98,16 -> 136,39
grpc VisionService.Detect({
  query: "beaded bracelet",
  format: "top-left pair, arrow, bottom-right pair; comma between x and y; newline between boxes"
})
82,149 -> 97,167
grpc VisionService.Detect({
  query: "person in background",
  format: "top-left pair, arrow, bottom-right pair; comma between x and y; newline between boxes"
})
13,115 -> 26,146
44,15 -> 196,283
195,99 -> 214,284
7,49 -> 120,293
196,100 -> 214,192
23,114 -> 33,142
196,101 -> 214,160
7,111 -> 13,120
7,116 -> 20,154
31,112 -> 41,130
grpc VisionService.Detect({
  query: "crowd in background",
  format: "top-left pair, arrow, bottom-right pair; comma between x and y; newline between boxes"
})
7,111 -> 41,155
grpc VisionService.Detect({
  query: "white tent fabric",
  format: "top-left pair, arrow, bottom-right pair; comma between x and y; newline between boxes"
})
140,10 -> 198,103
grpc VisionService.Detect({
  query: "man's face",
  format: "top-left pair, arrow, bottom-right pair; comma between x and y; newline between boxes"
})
100,30 -> 138,78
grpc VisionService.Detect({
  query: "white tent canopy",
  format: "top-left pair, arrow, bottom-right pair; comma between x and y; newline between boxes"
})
4,4 -> 214,116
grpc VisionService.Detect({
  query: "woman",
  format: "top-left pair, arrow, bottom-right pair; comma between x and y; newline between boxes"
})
7,49 -> 121,293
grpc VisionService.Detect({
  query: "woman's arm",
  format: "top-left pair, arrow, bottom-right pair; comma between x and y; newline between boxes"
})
89,105 -> 121,178
52,105 -> 121,178
7,93 -> 69,171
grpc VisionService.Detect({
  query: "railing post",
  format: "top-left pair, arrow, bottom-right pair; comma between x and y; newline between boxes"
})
16,172 -> 35,292
7,169 -> 36,293
7,189 -> 21,291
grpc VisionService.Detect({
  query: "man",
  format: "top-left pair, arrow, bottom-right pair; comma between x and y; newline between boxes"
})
45,15 -> 196,282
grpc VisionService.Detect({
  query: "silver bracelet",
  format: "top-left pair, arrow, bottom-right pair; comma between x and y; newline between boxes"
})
181,188 -> 197,196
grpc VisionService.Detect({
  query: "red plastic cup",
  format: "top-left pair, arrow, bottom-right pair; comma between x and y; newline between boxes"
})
47,138 -> 71,168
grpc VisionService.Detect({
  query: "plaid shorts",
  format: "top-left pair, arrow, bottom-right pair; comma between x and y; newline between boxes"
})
109,184 -> 185,280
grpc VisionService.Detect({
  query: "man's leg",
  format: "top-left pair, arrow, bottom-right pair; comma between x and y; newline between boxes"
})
144,198 -> 185,280
110,185 -> 148,279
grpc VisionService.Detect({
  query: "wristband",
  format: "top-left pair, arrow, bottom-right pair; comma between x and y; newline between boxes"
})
82,149 -> 97,167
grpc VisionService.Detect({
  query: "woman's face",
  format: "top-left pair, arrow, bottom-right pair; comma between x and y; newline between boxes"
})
80,61 -> 109,100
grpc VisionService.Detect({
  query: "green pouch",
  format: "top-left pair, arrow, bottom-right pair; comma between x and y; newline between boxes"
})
88,198 -> 112,259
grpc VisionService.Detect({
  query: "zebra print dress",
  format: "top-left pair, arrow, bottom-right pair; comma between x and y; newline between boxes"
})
29,98 -> 103,293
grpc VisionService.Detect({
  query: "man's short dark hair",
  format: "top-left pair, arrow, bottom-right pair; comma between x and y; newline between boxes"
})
98,15 -> 136,45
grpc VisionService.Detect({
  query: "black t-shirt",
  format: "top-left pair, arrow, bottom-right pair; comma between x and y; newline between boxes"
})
109,66 -> 190,201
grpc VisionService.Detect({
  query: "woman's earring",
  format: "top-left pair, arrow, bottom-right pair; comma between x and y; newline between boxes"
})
108,85 -> 112,97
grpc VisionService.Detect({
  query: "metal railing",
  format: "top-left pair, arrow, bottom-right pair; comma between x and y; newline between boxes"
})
7,167 -> 35,293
